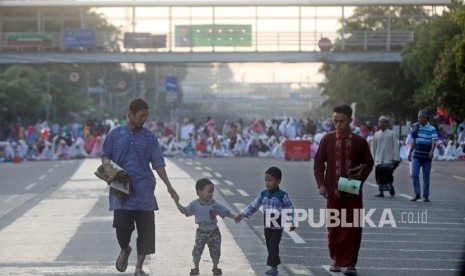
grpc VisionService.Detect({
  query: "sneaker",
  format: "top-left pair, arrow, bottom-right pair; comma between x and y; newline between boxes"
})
374,192 -> 384,197
423,198 -> 430,202
410,195 -> 421,201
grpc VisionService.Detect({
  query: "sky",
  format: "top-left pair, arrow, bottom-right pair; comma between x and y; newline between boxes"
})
96,6 -> 350,84
228,62 -> 324,84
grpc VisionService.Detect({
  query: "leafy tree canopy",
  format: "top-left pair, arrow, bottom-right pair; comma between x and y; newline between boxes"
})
320,5 -> 424,122
402,0 -> 465,120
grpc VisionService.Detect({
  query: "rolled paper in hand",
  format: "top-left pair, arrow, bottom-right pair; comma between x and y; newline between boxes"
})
338,177 -> 362,195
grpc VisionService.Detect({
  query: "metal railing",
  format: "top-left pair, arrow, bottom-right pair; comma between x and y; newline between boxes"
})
0,30 -> 414,53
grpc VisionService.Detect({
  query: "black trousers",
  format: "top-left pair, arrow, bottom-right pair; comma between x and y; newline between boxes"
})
264,228 -> 283,267
375,164 -> 394,192
113,210 -> 155,255
375,164 -> 394,184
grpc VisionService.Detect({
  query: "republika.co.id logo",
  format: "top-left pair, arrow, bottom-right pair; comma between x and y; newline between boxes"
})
265,208 -> 428,228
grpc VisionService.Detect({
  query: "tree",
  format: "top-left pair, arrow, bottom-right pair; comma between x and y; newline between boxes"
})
0,66 -> 46,122
402,0 -> 465,121
319,5 -> 426,121
0,65 -> 95,124
0,6 -> 123,124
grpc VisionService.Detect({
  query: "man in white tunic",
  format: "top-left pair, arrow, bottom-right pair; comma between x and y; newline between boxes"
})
371,116 -> 400,197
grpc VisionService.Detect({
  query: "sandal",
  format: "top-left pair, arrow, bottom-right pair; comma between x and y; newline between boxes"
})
190,268 -> 199,275
265,268 -> 278,275
329,264 -> 341,272
116,245 -> 132,272
134,269 -> 148,276
212,268 -> 222,275
343,266 -> 357,275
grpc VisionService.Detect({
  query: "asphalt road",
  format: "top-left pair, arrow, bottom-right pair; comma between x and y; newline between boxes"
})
0,158 -> 464,276
168,157 -> 465,276
0,159 -> 84,229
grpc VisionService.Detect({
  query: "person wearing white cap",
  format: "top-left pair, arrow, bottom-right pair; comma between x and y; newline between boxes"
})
371,116 -> 400,197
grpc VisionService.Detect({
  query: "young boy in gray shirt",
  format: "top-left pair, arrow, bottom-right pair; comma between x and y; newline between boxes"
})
175,178 -> 237,275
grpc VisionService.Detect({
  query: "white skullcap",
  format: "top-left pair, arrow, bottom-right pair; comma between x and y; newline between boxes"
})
378,116 -> 389,122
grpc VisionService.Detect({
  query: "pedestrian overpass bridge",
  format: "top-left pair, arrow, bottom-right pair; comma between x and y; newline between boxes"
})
0,0 -> 451,64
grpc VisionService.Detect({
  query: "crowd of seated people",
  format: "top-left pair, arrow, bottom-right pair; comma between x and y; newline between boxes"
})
2,115 -> 463,163
0,118 -> 109,163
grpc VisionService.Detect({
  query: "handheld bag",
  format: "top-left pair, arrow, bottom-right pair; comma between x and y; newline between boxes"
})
338,164 -> 366,195
338,177 -> 362,195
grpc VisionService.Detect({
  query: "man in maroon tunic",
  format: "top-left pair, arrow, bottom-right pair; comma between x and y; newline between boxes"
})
313,104 -> 374,276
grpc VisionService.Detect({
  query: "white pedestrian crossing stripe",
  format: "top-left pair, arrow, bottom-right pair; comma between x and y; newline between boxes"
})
233,202 -> 246,211
210,179 -> 221,185
220,188 -> 234,196
202,171 -> 213,178
236,189 -> 250,196
224,180 -> 234,186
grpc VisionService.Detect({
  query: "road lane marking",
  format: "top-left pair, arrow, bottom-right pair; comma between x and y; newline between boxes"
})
322,265 -> 342,275
0,198 -> 99,262
0,159 -> 103,262
47,168 -> 54,173
220,188 -> 234,196
233,203 -> 246,211
202,172 -> 213,178
365,181 -> 378,188
236,189 -> 250,197
38,174 -> 47,180
25,182 -> 37,190
4,194 -> 18,202
452,175 -> 465,181
285,265 -> 315,275
211,179 -> 221,186
233,204 -> 306,244
0,264 -> 135,275
204,166 -> 212,171
194,166 -> 203,171
224,180 -> 234,186
400,193 -> 411,199
214,172 -> 222,178
285,228 -> 306,244
249,203 -> 306,244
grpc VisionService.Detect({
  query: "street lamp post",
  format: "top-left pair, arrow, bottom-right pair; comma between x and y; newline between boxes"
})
45,72 -> 53,123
